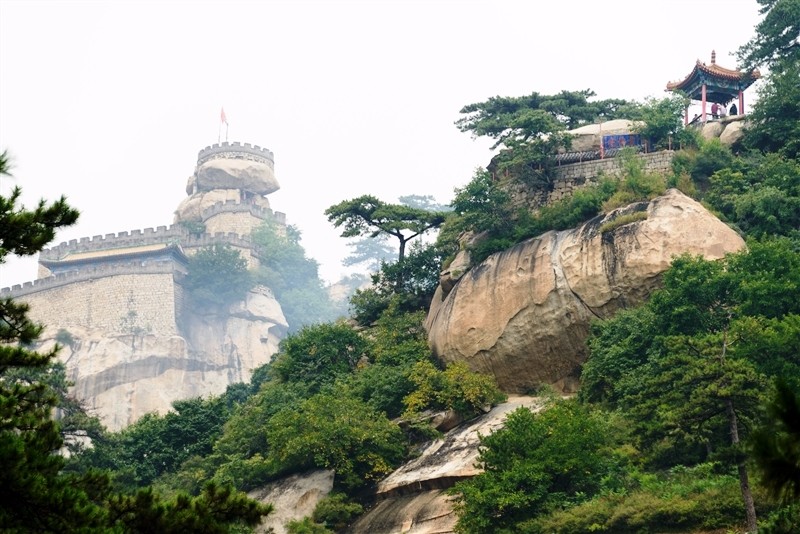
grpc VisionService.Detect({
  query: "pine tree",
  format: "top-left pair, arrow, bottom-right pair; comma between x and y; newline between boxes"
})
0,150 -> 106,530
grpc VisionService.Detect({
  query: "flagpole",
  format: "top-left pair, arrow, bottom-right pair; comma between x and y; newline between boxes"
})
220,106 -> 228,144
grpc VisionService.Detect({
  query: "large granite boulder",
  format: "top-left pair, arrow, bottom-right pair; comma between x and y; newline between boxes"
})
426,189 -> 745,394
719,120 -> 745,146
173,189 -> 272,223
193,158 -> 280,195
701,121 -> 725,140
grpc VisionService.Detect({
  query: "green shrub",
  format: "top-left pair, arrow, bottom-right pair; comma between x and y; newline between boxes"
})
55,328 -> 75,348
450,400 -> 617,533
312,493 -> 364,531
534,466 -> 745,533
184,244 -> 253,307
286,517 -> 334,534
178,220 -> 206,236
403,360 -> 506,419
599,211 -> 648,234
602,150 -> 666,212
265,392 -> 406,491
271,322 -> 370,394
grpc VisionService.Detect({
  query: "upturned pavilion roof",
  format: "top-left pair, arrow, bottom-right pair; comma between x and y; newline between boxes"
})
666,51 -> 760,104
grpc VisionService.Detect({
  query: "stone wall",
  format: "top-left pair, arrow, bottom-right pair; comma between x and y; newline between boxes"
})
505,150 -> 675,212
204,210 -> 274,239
13,268 -> 181,336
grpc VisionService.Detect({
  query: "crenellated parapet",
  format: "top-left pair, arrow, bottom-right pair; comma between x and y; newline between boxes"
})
1,260 -> 185,298
36,210 -> 284,263
39,226 -> 187,260
199,199 -> 275,223
197,141 -> 274,168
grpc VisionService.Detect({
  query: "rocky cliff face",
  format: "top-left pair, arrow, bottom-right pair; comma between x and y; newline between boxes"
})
38,286 -> 287,431
426,189 -> 746,394
345,396 -> 542,534
249,470 -> 335,534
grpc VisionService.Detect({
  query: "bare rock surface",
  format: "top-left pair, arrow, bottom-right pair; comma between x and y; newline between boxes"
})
347,396 -> 542,534
719,120 -> 745,146
426,189 -> 745,393
195,158 -> 279,195
250,470 -> 335,534
701,121 -> 725,140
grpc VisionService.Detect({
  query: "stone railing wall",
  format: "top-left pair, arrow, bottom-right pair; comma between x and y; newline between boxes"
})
37,201 -> 285,263
1,260 -> 185,298
40,228 -> 246,262
197,141 -> 275,167
4,263 -> 183,335
505,150 -> 675,212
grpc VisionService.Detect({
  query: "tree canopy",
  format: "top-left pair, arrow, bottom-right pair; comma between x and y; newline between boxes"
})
325,195 -> 447,263
252,218 -> 338,331
455,89 -> 629,149
737,0 -> 800,71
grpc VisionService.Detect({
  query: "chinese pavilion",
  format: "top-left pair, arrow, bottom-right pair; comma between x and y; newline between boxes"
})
667,50 -> 760,125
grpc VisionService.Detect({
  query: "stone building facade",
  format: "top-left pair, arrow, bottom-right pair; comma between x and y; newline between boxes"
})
1,142 -> 290,430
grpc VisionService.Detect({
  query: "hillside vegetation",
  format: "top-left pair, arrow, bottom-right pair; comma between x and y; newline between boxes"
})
1,0 -> 798,532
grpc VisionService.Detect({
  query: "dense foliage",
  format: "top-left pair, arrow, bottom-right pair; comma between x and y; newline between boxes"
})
184,243 -> 254,307
456,89 -> 631,185
0,151 -> 271,531
450,400 -> 619,533
10,2 -> 798,531
252,218 -> 339,331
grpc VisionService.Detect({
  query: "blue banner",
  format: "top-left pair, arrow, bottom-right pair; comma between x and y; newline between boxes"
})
602,134 -> 642,150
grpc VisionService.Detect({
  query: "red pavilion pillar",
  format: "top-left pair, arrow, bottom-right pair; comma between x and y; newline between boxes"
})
739,90 -> 744,115
701,84 -> 708,122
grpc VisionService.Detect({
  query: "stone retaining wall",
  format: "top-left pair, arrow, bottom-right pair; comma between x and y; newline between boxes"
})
505,150 -> 675,212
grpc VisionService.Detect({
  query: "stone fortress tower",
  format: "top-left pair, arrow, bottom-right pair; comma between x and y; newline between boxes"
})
2,142 -> 290,431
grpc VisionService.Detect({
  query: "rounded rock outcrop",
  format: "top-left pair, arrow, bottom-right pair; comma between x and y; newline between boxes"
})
193,157 -> 279,195
425,189 -> 746,394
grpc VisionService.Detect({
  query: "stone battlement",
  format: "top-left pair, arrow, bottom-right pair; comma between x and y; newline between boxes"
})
1,260 -> 185,298
38,225 -> 261,261
199,199 -> 286,225
197,141 -> 275,167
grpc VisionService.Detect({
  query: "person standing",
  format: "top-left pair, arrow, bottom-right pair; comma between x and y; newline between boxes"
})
711,102 -> 720,119
730,103 -> 738,116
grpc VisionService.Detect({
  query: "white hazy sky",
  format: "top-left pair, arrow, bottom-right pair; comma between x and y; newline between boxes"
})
0,0 -> 763,287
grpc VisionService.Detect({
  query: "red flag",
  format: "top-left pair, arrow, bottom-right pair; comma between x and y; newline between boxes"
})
220,107 -> 228,125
